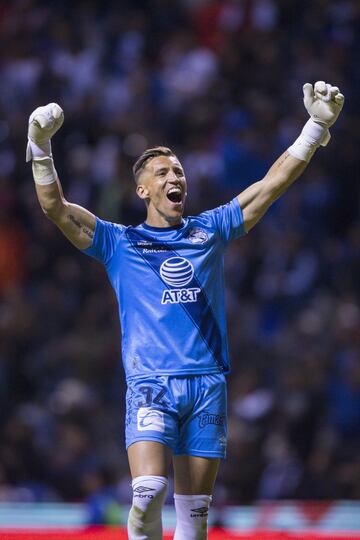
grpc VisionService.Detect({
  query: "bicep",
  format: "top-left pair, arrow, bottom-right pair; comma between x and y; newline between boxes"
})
55,202 -> 96,249
237,181 -> 267,232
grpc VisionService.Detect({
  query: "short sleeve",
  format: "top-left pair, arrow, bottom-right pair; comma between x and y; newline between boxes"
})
82,218 -> 125,266
199,197 -> 246,244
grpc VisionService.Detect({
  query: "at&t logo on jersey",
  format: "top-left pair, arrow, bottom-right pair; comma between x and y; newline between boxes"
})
162,288 -> 200,304
160,257 -> 194,286
160,257 -> 201,304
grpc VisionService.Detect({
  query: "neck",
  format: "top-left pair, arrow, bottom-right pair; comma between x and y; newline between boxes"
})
145,207 -> 182,228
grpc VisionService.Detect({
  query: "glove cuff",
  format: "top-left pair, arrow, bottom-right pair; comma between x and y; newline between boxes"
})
26,138 -> 52,162
288,119 -> 330,162
303,118 -> 331,147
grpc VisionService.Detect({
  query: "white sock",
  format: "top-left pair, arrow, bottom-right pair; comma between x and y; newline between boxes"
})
173,493 -> 212,540
128,475 -> 168,540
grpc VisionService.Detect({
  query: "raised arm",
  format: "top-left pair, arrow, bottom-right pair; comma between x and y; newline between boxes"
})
27,104 -> 95,250
238,81 -> 344,232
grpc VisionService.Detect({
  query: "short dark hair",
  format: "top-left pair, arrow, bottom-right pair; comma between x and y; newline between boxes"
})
133,146 -> 177,183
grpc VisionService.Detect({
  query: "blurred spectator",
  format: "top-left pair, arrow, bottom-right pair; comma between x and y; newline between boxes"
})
0,0 -> 359,506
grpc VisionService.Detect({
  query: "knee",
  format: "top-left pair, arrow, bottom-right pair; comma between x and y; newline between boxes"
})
131,475 -> 168,523
174,493 -> 212,540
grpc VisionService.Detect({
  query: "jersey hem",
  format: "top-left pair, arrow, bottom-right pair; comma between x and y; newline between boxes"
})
125,367 -> 230,382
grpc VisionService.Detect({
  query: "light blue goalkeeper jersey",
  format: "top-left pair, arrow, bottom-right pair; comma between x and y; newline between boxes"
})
83,197 -> 245,381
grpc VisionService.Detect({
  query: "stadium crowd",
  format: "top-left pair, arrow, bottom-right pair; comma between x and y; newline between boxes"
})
0,0 -> 360,517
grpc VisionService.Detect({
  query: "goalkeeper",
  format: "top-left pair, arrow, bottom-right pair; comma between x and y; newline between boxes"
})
27,81 -> 344,540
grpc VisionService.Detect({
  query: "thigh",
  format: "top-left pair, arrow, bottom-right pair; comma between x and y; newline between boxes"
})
128,440 -> 172,479
173,454 -> 220,495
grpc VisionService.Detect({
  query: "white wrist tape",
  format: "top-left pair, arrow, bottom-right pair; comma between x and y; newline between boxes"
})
288,119 -> 330,162
27,139 -> 57,185
32,158 -> 57,185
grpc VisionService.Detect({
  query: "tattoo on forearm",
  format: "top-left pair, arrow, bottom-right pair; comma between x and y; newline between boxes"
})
68,214 -> 94,240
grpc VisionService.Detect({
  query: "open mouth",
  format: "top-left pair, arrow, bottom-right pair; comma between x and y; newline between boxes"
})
166,187 -> 182,204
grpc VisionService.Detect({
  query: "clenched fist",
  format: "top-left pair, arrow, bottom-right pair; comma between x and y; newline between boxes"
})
26,103 -> 64,162
303,81 -> 344,128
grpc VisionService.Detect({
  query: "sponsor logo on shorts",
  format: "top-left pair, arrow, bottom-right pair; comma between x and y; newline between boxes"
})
187,228 -> 209,244
198,411 -> 224,428
137,407 -> 165,432
190,506 -> 209,517
134,486 -> 155,499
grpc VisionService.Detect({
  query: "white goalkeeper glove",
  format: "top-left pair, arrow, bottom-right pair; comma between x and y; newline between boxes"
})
288,81 -> 345,162
26,103 -> 64,185
304,81 -> 344,128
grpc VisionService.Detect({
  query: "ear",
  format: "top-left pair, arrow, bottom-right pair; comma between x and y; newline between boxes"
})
136,184 -> 150,200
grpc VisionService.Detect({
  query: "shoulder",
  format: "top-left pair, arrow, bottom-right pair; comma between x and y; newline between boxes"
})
94,217 -> 127,238
83,218 -> 128,265
186,210 -> 218,231
187,198 -> 242,228
186,198 -> 245,244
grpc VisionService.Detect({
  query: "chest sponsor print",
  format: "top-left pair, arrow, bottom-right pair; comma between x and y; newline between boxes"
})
126,227 -> 227,372
160,256 -> 194,287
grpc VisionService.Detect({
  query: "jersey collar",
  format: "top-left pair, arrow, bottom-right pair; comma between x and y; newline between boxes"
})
141,219 -> 186,232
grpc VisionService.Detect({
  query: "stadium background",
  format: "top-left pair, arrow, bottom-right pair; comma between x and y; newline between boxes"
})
0,0 -> 360,536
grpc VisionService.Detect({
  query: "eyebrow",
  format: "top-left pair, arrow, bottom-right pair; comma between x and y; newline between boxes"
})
154,166 -> 184,174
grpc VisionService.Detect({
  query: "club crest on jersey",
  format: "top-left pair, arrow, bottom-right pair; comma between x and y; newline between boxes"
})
187,227 -> 209,244
160,257 -> 201,304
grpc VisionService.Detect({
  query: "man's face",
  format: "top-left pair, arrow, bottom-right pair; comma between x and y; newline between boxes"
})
136,155 -> 187,223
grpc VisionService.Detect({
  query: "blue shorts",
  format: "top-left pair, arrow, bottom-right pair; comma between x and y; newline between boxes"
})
125,373 -> 227,458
